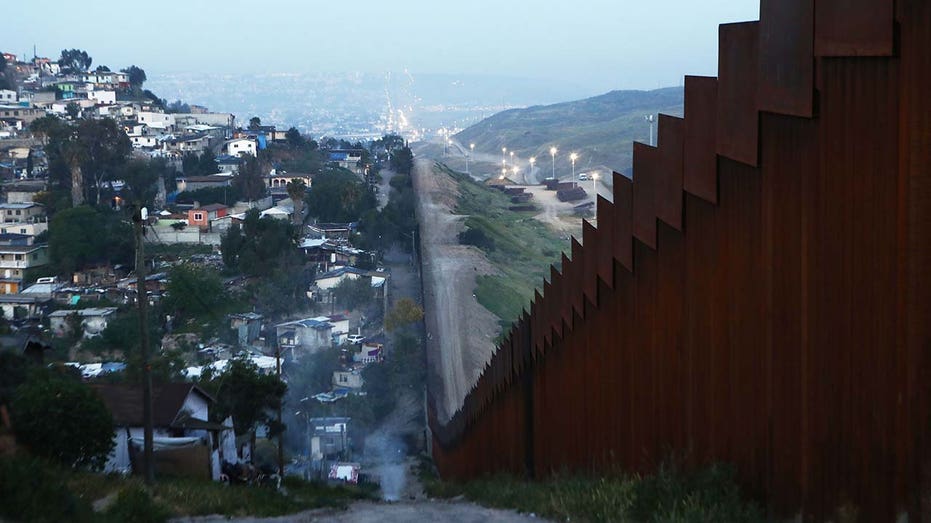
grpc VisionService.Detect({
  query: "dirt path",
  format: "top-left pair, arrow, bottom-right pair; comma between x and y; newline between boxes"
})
412,158 -> 499,422
172,500 -> 546,523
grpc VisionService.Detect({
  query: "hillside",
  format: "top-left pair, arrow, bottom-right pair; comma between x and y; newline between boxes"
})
454,87 -> 683,181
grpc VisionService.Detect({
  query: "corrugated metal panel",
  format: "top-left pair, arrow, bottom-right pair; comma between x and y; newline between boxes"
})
814,0 -> 893,56
595,197 -> 615,286
612,172 -> 634,272
683,76 -> 719,204
717,22 -> 760,166
759,0 -> 814,117
656,115 -> 685,229
632,142 -> 659,248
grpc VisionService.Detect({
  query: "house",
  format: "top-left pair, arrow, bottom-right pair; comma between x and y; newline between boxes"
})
92,383 -> 234,478
265,171 -> 313,192
229,312 -> 263,346
215,154 -> 242,175
314,266 -> 369,291
308,417 -> 350,461
0,234 -> 48,294
223,138 -> 256,157
326,149 -> 364,173
353,342 -> 384,364
176,175 -> 232,193
0,294 -> 49,320
188,203 -> 228,231
0,90 -> 17,104
48,307 -> 118,338
275,315 -> 350,358
3,181 -> 46,204
332,369 -> 364,390
0,202 -> 45,225
137,111 -> 176,131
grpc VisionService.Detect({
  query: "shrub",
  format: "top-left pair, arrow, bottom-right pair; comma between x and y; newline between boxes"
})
105,485 -> 172,523
11,374 -> 115,470
0,456 -> 93,522
458,227 -> 495,251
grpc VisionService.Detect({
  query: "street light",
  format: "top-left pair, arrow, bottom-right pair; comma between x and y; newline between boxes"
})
549,146 -> 557,180
645,114 -> 655,146
502,147 -> 507,166
469,143 -> 475,173
592,172 -> 599,221
570,152 -> 578,180
509,151 -> 514,168
528,156 -> 536,181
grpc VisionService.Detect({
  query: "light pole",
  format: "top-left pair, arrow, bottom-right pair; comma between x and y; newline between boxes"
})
549,146 -> 557,180
645,114 -> 655,146
528,156 -> 535,183
592,172 -> 599,221
502,147 -> 507,166
509,151 -> 514,168
469,143 -> 475,173
570,152 -> 578,180
512,165 -> 519,180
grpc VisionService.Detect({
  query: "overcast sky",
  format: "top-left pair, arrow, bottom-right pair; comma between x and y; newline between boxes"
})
6,0 -> 759,93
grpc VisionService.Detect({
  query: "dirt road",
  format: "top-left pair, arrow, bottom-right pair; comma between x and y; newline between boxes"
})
413,158 -> 499,422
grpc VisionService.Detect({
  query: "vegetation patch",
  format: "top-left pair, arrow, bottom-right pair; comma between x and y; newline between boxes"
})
437,164 -> 567,326
0,456 -> 375,523
419,458 -> 763,523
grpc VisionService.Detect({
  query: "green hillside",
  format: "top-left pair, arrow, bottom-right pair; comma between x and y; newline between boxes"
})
454,87 -> 683,180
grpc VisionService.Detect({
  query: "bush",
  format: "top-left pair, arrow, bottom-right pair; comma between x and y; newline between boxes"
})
458,227 -> 495,251
105,485 -> 172,523
0,456 -> 93,522
11,373 -> 115,470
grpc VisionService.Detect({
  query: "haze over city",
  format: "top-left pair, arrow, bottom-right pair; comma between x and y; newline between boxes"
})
8,0 -> 759,94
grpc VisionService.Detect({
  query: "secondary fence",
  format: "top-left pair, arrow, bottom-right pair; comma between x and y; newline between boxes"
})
428,1 -> 931,520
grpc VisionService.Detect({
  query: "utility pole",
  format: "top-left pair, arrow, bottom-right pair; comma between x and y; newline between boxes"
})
133,206 -> 154,485
276,344 -> 284,477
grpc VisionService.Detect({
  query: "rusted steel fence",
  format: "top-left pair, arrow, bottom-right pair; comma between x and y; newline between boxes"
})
429,0 -> 930,519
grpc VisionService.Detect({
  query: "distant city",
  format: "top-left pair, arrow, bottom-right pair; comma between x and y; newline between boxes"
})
147,71 -> 592,142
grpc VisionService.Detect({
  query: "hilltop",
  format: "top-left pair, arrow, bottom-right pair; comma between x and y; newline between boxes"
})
454,86 -> 683,180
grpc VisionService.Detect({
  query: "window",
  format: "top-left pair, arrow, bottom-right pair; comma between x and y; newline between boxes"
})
194,213 -> 203,221
14,254 -> 22,261
19,229 -> 26,234
15,210 -> 20,216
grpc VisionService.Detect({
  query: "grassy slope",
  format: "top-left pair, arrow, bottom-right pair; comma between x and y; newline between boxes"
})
441,165 -> 567,329
455,87 -> 683,177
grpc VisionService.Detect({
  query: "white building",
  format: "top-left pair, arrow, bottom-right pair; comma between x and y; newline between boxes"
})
224,138 -> 256,157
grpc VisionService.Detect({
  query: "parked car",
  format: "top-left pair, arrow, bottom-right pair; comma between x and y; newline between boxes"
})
578,173 -> 590,181
347,334 -> 365,345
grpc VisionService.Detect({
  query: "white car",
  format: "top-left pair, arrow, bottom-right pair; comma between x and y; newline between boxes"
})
578,173 -> 590,181
347,334 -> 365,345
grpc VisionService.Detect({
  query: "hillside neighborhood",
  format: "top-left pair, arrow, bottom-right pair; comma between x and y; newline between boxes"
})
0,48 -> 425,503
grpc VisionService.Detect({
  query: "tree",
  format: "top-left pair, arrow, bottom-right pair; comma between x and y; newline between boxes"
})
64,102 -> 80,120
11,373 -> 114,470
121,65 -> 146,88
73,118 -> 132,206
389,146 -> 414,175
285,179 -> 306,225
58,49 -> 92,72
220,222 -> 244,269
199,357 -> 286,436
331,276 -> 372,311
162,264 -> 226,325
248,116 -> 261,130
0,55 -> 12,91
304,171 -> 377,223
385,297 -> 423,332
232,154 -> 267,201
120,157 -> 171,209
49,206 -> 133,276
285,127 -> 305,148
94,65 -> 110,72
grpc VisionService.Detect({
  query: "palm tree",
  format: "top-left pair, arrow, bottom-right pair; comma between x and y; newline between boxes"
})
286,179 -> 307,226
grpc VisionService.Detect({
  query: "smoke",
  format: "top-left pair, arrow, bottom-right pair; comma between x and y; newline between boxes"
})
365,432 -> 407,501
